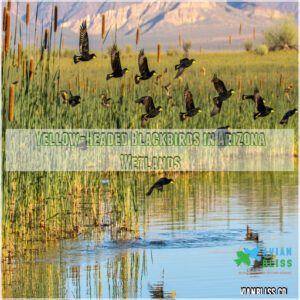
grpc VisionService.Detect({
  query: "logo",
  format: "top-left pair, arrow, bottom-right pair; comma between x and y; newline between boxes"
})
234,247 -> 293,268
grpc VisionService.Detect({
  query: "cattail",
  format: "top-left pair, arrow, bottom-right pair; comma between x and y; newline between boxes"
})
201,66 -> 206,76
7,0 -> 11,11
135,27 -> 140,46
17,42 -> 22,67
22,60 -> 26,77
239,23 -> 242,35
238,77 -> 242,92
101,15 -> 105,40
44,29 -> 48,49
9,84 -> 15,123
279,73 -> 283,87
29,57 -> 34,80
4,12 -> 10,56
228,35 -> 232,45
26,2 -> 30,26
253,27 -> 256,40
54,6 -> 58,32
178,33 -> 182,48
3,7 -> 7,31
157,43 -> 161,63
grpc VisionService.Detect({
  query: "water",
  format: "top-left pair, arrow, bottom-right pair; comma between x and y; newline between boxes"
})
2,172 -> 298,298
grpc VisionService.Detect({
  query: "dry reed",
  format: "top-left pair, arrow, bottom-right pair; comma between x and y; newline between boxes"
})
101,15 -> 105,40
4,12 -> 10,56
9,84 -> 15,122
17,42 -> 22,67
253,27 -> 256,40
135,27 -> 140,46
3,6 -> 7,31
54,6 -> 58,33
29,57 -> 34,80
26,2 -> 30,26
157,44 -> 161,63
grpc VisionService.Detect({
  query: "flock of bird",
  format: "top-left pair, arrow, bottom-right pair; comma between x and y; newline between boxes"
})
60,20 -> 297,196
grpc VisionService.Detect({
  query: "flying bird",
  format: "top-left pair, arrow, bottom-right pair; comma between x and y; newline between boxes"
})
241,87 -> 261,102
60,90 -> 81,107
252,88 -> 273,120
146,177 -> 174,196
106,44 -> 128,80
73,20 -> 96,64
180,85 -> 201,121
174,58 -> 195,79
280,108 -> 297,124
135,96 -> 162,128
135,49 -> 156,84
210,74 -> 235,116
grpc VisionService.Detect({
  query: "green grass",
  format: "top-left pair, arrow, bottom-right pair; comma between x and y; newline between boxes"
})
3,50 -> 298,130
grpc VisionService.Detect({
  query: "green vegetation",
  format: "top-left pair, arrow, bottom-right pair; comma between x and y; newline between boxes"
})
264,16 -> 298,51
255,44 -> 269,56
244,40 -> 253,52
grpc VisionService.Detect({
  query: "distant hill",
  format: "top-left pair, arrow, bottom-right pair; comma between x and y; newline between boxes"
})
8,1 -> 298,51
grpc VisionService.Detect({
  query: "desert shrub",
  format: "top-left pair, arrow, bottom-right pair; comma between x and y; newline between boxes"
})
244,40 -> 253,52
255,44 -> 269,56
264,17 -> 298,51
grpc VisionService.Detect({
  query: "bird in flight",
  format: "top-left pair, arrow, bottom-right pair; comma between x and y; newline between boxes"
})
73,20 -> 96,63
146,177 -> 174,196
135,49 -> 156,84
106,44 -> 128,80
180,84 -> 201,121
174,58 -> 195,79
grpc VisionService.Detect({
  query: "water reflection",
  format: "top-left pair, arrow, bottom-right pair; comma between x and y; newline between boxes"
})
2,171 -> 298,298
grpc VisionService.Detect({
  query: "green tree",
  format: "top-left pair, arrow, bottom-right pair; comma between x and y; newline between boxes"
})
264,17 -> 298,51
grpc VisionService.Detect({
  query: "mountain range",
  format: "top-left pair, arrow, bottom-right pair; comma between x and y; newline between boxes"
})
8,1 -> 298,51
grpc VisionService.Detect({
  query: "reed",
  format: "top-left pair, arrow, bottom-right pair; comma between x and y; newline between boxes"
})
239,23 -> 242,35
179,33 -> 182,48
4,11 -> 10,56
9,84 -> 15,122
101,15 -> 105,40
3,6 -> 7,31
54,6 -> 58,33
228,35 -> 232,45
26,2 -> 30,26
44,29 -> 48,49
29,57 -> 34,80
253,26 -> 256,40
135,27 -> 140,46
17,42 -> 22,67
157,43 -> 161,63
7,0 -> 11,11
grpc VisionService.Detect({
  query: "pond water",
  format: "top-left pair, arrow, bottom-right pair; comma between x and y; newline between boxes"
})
2,171 -> 298,298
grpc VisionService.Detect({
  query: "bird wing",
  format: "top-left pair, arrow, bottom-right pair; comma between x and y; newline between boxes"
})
213,78 -> 227,95
242,94 -> 255,101
175,67 -> 185,78
255,95 -> 266,112
180,58 -> 188,63
210,97 -> 222,116
184,90 -> 195,111
280,112 -> 289,124
79,20 -> 89,55
144,96 -> 156,113
138,49 -> 150,75
111,44 -> 122,72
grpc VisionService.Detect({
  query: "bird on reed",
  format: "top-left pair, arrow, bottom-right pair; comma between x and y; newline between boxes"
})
135,96 -> 162,128
180,84 -> 201,121
210,74 -> 235,117
73,20 -> 96,63
135,49 -> 156,84
280,108 -> 297,124
100,94 -> 112,108
60,90 -> 81,107
106,44 -> 128,80
146,177 -> 174,196
174,58 -> 195,79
